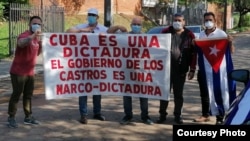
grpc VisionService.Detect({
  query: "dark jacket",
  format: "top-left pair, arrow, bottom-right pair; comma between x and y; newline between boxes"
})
161,26 -> 196,74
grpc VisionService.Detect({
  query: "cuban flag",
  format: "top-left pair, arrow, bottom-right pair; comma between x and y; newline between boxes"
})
195,38 -> 236,116
224,81 -> 250,125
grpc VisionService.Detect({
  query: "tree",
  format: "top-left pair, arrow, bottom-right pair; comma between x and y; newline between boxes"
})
0,0 -> 29,21
61,0 -> 85,15
0,0 -> 29,3
234,0 -> 250,28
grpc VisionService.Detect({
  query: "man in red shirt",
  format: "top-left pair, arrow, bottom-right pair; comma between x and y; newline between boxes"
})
7,16 -> 42,128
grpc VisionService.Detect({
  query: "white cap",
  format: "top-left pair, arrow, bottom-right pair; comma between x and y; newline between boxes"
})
88,8 -> 98,15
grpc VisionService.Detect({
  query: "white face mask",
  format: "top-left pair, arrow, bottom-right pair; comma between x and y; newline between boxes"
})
173,22 -> 182,30
204,21 -> 214,29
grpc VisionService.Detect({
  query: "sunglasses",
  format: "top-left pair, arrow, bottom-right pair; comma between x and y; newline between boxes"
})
174,19 -> 182,22
205,19 -> 213,22
88,13 -> 97,16
33,23 -> 41,26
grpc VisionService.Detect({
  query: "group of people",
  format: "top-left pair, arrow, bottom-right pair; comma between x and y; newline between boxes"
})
6,7 -> 236,128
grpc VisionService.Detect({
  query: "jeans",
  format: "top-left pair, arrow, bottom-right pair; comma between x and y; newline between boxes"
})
123,96 -> 149,120
79,95 -> 101,116
159,100 -> 169,117
8,74 -> 34,118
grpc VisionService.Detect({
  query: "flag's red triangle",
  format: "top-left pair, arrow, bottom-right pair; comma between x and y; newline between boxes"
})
195,39 -> 228,73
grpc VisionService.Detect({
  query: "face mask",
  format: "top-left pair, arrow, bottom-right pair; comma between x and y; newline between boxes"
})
204,21 -> 214,29
173,22 -> 182,30
88,16 -> 97,25
131,25 -> 141,33
31,24 -> 41,33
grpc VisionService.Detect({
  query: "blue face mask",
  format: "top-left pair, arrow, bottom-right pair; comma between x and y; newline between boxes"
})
131,25 -> 141,33
31,24 -> 41,32
88,16 -> 97,25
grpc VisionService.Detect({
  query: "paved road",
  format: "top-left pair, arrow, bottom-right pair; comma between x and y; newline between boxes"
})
0,33 -> 249,141
0,55 -> 43,79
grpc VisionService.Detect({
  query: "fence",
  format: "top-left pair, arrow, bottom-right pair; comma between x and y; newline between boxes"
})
142,5 -> 206,26
8,3 -> 65,56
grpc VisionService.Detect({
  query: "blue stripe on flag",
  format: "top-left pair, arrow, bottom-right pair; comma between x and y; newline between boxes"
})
225,46 -> 236,103
213,69 -> 224,115
197,41 -> 236,117
224,81 -> 250,125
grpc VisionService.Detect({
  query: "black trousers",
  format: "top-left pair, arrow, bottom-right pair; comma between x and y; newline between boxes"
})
197,70 -> 224,121
159,71 -> 186,118
197,70 -> 210,117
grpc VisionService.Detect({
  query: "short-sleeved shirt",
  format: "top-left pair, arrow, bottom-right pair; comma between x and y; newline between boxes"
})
74,23 -> 108,33
199,28 -> 227,39
10,30 -> 41,76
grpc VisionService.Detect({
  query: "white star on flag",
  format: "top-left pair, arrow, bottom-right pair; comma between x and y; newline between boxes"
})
209,45 -> 220,56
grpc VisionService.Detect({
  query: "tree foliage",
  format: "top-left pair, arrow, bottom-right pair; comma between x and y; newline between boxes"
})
234,0 -> 250,27
207,0 -> 233,4
0,0 -> 29,21
61,0 -> 85,15
234,0 -> 250,14
0,0 -> 29,4
176,0 -> 233,5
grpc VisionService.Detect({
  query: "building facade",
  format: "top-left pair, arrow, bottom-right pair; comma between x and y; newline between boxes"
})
29,0 -> 233,29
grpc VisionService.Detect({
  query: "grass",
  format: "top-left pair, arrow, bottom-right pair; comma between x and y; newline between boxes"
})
64,14 -> 154,32
0,22 -> 9,59
64,14 -> 130,29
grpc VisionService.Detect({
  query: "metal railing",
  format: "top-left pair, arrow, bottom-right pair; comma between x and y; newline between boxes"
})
8,3 -> 65,56
141,6 -> 206,26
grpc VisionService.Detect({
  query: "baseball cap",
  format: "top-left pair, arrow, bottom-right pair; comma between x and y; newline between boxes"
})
88,8 -> 98,15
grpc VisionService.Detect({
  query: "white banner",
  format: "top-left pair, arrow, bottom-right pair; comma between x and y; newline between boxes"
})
42,33 -> 171,100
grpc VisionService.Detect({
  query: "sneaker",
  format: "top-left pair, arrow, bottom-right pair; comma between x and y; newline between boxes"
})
156,116 -> 166,124
80,116 -> 88,124
8,117 -> 18,128
93,114 -> 105,121
216,115 -> 224,125
193,116 -> 210,122
174,116 -> 184,124
24,116 -> 40,125
120,116 -> 132,125
142,118 -> 154,125
216,120 -> 223,125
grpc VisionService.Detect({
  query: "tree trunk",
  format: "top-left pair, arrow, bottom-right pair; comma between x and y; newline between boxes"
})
238,13 -> 243,28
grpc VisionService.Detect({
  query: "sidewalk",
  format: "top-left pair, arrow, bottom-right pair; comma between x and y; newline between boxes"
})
0,56 -> 43,102
0,72 -> 215,141
0,55 -> 44,79
0,33 -> 249,141
0,55 -> 213,141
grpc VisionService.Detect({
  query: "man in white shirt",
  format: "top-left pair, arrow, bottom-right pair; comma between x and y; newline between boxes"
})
193,12 -> 235,125
66,8 -> 108,124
